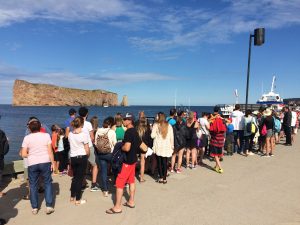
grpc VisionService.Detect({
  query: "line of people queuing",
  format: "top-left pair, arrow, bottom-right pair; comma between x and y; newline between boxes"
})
14,104 -> 300,215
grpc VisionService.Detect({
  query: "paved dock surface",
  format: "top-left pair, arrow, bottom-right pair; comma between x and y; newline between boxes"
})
1,135 -> 300,225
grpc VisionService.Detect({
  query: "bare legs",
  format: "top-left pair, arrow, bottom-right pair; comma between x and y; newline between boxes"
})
139,154 -> 145,182
92,165 -> 98,184
191,148 -> 197,167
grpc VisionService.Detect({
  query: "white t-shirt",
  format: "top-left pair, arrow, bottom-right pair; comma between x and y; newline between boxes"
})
291,111 -> 297,127
21,132 -> 51,167
82,120 -> 93,147
198,117 -> 209,134
68,132 -> 89,157
57,135 -> 64,152
230,110 -> 245,130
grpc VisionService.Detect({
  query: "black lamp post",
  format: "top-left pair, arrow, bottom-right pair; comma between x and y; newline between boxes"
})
245,28 -> 265,111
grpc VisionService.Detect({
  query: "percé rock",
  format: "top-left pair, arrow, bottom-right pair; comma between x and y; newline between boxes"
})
120,95 -> 129,106
13,80 -> 118,106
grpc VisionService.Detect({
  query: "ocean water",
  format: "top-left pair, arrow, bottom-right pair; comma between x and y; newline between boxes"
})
0,105 -> 213,161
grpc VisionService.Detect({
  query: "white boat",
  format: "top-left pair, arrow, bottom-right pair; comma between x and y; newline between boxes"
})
219,104 -> 235,116
256,76 -> 283,105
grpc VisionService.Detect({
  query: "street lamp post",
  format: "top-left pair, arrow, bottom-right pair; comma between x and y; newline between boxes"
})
245,28 -> 265,111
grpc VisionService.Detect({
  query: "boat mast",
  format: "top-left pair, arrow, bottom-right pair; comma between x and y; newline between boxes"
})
174,89 -> 177,109
234,89 -> 239,104
271,76 -> 275,93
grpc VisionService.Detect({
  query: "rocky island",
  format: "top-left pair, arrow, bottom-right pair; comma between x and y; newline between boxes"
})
13,80 -> 120,106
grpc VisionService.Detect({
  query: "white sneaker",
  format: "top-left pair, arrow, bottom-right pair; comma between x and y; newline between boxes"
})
46,207 -> 54,215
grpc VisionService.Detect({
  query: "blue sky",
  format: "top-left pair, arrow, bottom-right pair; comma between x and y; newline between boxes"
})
0,0 -> 300,106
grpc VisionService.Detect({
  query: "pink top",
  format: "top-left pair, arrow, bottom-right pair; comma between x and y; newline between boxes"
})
22,132 -> 52,166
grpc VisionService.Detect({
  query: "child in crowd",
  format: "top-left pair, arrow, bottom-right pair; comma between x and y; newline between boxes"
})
225,118 -> 234,156
57,128 -> 69,176
51,124 -> 60,174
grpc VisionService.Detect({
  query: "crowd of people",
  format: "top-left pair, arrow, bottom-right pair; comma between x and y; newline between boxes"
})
0,104 -> 299,218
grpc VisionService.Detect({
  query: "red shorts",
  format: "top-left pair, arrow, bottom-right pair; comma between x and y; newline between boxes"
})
115,163 -> 136,189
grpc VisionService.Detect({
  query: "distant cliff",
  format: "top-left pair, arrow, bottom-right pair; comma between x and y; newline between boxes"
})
13,80 -> 118,106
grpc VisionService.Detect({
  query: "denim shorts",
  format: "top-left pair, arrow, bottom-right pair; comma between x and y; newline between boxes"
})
88,146 -> 97,166
266,129 -> 273,138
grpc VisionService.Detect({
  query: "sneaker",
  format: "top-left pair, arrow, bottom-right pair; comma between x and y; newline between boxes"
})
45,207 -> 55,215
262,154 -> 270,158
90,184 -> 101,192
248,152 -> 255,156
102,191 -> 108,197
269,153 -> 274,157
32,208 -> 38,215
170,169 -> 174,173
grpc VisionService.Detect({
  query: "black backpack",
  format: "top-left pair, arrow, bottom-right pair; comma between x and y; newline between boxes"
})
111,142 -> 126,176
0,130 -> 9,158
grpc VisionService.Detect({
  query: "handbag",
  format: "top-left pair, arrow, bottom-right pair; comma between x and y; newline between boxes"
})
261,124 -> 267,136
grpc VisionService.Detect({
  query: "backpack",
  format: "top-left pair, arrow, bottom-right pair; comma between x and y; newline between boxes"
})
210,117 -> 226,133
111,142 -> 126,175
96,130 -> 111,154
274,117 -> 281,133
251,122 -> 258,134
0,130 -> 9,158
246,119 -> 258,134
246,122 -> 252,133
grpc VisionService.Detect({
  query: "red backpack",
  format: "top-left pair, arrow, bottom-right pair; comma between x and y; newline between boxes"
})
210,117 -> 226,133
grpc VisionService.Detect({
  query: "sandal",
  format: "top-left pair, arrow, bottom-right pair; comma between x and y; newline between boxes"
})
75,199 -> 87,206
139,179 -> 146,183
123,202 -> 135,208
106,208 -> 122,214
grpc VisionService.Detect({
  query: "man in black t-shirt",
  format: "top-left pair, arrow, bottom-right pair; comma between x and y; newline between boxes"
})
106,113 -> 147,214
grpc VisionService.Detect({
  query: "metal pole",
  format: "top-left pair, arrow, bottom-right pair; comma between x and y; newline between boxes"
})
245,34 -> 254,111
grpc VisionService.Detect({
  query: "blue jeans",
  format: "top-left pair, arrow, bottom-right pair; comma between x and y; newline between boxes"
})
233,130 -> 244,153
28,162 -> 53,209
97,153 -> 112,192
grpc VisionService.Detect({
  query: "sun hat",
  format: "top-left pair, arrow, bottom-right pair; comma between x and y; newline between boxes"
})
263,108 -> 272,116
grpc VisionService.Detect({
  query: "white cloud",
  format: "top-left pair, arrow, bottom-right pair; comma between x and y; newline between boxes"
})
129,0 -> 300,51
0,0 -> 142,26
0,0 -> 300,52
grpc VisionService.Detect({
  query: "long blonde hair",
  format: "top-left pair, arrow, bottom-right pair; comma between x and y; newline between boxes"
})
157,112 -> 168,139
137,117 -> 147,139
186,111 -> 195,125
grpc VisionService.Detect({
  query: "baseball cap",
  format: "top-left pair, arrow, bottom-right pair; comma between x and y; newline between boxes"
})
69,108 -> 77,115
124,113 -> 135,121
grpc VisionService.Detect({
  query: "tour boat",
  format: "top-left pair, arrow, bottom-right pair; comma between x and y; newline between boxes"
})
256,76 -> 283,105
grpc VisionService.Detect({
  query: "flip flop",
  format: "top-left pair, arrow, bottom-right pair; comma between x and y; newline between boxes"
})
139,179 -> 146,183
75,199 -> 87,206
123,202 -> 135,208
106,208 -> 122,214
